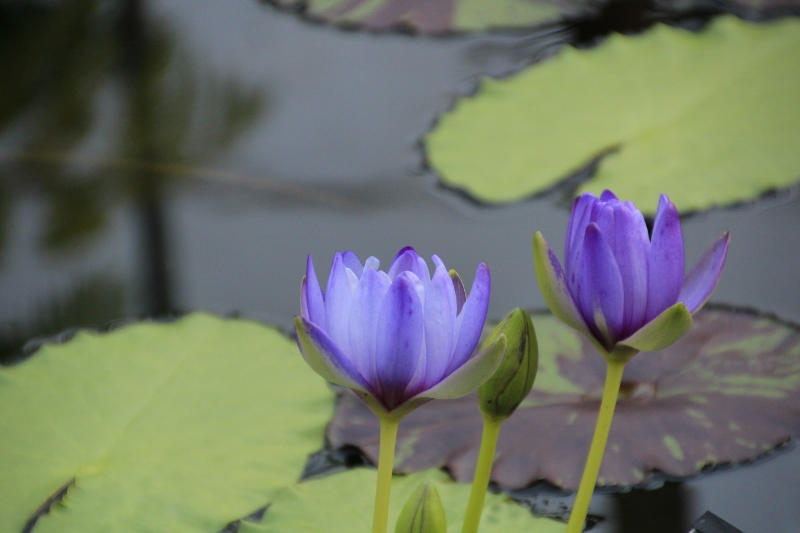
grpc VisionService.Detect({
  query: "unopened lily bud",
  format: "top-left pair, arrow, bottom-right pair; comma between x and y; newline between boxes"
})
394,481 -> 447,533
478,308 -> 538,421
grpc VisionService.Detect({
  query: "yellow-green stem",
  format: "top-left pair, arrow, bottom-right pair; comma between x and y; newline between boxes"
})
461,415 -> 503,533
372,416 -> 400,533
566,359 -> 626,533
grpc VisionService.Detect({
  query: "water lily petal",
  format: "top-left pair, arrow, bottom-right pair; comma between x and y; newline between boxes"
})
301,255 -> 327,330
376,273 -> 425,410
421,266 -> 458,387
532,232 -> 592,340
580,223 -> 625,348
600,189 -> 619,202
342,250 -> 364,277
348,268 -> 391,388
646,195 -> 684,322
613,203 -> 650,337
295,316 -> 371,392
447,263 -> 491,375
594,203 -> 617,253
566,194 -> 598,270
388,246 -> 430,284
680,232 -> 731,314
618,302 -> 692,354
325,253 -> 355,353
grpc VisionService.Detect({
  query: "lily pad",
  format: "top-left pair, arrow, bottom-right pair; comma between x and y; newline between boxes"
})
0,314 -> 335,532
425,16 -> 800,214
329,308 -> 800,490
266,0 -> 591,34
240,468 -> 565,532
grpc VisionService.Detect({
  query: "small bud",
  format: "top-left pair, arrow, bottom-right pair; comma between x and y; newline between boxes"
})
394,481 -> 447,533
478,308 -> 538,421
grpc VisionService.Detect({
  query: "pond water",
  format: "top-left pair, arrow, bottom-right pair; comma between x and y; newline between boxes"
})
1,1 -> 799,531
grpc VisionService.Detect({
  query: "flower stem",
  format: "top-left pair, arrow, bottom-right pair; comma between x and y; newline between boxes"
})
461,415 -> 503,533
566,358 -> 626,533
372,415 -> 400,533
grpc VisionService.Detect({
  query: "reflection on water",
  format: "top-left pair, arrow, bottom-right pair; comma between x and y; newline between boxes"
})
0,0 -> 265,344
1,1 -> 799,532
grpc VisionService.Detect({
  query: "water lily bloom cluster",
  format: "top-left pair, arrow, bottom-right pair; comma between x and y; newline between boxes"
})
534,190 -> 730,360
295,247 -> 507,420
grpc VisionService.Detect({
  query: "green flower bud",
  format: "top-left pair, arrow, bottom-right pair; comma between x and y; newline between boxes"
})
394,481 -> 447,533
478,308 -> 538,421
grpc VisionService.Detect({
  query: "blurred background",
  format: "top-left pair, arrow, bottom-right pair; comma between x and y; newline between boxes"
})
1,0 -> 798,531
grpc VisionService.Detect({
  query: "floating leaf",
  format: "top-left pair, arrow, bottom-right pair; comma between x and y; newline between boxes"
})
240,468 -> 565,532
426,16 -> 800,214
266,0 -> 591,34
330,308 -> 800,490
0,314 -> 335,532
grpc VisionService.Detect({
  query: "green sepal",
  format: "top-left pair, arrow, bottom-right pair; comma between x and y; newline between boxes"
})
616,302 -> 692,357
532,232 -> 593,341
394,482 -> 447,533
478,309 -> 538,421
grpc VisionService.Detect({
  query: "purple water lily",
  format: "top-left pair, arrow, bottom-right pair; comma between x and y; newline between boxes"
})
534,191 -> 730,360
295,247 -> 507,420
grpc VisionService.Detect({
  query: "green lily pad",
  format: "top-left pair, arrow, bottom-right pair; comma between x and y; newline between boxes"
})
426,16 -> 800,214
266,0 -> 590,34
240,468 -> 565,532
0,314 -> 335,532
329,308 -> 800,490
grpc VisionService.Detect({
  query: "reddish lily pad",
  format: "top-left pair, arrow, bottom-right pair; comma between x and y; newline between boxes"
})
329,307 -> 800,490
266,0 -> 596,34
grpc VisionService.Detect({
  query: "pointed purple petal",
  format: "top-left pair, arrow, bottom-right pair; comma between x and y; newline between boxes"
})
421,266 -> 458,387
388,247 -> 430,283
594,203 -> 617,254
600,189 -> 619,202
580,223 -> 625,348
565,194 -> 598,277
325,253 -> 355,353
403,343 -> 428,400
613,203 -> 650,336
646,195 -> 684,322
294,317 -> 370,392
302,255 -> 327,330
375,273 -> 424,410
447,263 -> 490,375
532,232 -> 592,340
342,251 -> 363,277
679,232 -> 730,313
348,268 -> 391,388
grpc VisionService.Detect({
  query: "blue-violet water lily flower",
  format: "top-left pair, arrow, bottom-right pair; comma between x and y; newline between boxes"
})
295,247 -> 507,420
533,191 -> 730,362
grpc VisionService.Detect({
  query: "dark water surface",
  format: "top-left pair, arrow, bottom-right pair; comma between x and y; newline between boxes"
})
1,1 -> 799,531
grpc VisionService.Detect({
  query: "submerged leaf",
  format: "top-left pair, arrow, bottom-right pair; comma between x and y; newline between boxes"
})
426,17 -> 800,214
241,469 -> 564,532
330,308 -> 800,489
0,314 -> 334,532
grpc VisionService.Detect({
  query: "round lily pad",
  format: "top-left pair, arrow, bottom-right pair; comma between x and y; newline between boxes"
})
329,308 -> 800,490
425,16 -> 800,214
266,0 -> 590,34
240,468 -> 565,532
0,314 -> 335,532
